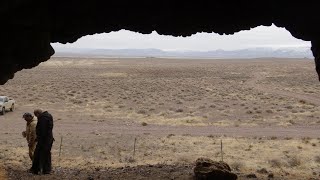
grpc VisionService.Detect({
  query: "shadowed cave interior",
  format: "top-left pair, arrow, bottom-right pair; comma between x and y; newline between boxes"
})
1,1 -> 320,83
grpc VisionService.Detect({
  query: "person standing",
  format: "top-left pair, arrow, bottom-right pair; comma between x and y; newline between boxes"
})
29,109 -> 54,175
22,112 -> 37,161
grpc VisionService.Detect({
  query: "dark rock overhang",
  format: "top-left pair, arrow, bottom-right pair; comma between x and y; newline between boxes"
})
1,1 -> 319,84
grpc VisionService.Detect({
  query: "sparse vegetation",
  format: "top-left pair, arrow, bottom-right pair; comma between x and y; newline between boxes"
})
287,156 -> 301,167
1,58 -> 320,179
137,109 -> 147,114
246,110 -> 253,114
230,161 -> 245,171
269,159 -> 282,168
266,109 -> 273,113
270,136 -> 277,140
315,156 -> 320,163
175,108 -> 184,113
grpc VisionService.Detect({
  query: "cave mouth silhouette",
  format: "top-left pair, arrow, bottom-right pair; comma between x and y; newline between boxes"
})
1,1 -> 320,84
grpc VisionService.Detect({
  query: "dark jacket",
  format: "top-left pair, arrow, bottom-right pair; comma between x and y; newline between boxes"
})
36,111 -> 54,146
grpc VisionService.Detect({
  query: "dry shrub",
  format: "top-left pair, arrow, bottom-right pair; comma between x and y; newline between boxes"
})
71,99 -> 83,104
176,101 -> 183,104
186,119 -> 195,123
285,105 -> 293,109
207,135 -> 215,138
176,108 -> 184,113
124,156 -> 135,163
177,156 -> 193,164
266,109 -> 273,113
315,156 -> 320,163
141,122 -> 148,126
270,136 -> 277,140
118,105 -> 125,108
269,159 -> 282,168
230,161 -> 245,171
302,137 -> 311,144
246,110 -> 253,114
299,100 -> 306,104
252,115 -> 262,119
137,109 -> 147,114
288,120 -> 295,125
287,156 -> 301,167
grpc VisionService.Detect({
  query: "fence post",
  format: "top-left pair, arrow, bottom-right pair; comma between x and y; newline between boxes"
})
221,139 -> 223,162
133,137 -> 137,160
59,136 -> 63,157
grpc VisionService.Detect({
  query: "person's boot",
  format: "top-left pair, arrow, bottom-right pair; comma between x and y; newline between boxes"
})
27,168 -> 38,175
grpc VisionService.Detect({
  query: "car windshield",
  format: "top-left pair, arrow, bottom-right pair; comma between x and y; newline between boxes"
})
0,98 -> 3,102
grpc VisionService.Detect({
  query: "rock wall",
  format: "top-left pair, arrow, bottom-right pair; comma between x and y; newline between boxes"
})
0,1 -> 319,84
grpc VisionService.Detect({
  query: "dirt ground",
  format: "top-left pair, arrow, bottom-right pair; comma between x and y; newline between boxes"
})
0,57 -> 320,179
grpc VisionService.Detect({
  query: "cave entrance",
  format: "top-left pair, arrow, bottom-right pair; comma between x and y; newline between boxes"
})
1,24 -> 319,179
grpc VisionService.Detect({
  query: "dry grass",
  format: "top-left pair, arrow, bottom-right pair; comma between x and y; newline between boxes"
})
287,156 -> 301,167
314,156 -> 320,163
1,58 -> 319,127
230,161 -> 245,171
269,159 -> 282,168
0,164 -> 7,180
1,135 -> 319,179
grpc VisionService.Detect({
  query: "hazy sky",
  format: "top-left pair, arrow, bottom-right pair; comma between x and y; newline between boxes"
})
52,24 -> 311,51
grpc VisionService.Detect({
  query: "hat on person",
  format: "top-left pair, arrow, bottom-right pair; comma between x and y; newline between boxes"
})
22,112 -> 32,118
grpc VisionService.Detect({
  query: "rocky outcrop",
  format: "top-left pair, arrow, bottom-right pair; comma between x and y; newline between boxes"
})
311,41 -> 320,81
194,158 -> 237,180
1,1 -> 320,84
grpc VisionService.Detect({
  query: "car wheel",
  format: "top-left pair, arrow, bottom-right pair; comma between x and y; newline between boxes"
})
10,104 -> 14,112
1,107 -> 5,115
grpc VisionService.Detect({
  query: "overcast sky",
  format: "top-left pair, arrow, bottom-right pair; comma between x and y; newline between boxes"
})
52,24 -> 311,51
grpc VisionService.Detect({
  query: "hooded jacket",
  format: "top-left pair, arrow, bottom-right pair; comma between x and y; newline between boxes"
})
36,111 -> 54,146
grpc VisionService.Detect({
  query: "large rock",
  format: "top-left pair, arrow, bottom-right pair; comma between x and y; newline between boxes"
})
194,158 -> 237,180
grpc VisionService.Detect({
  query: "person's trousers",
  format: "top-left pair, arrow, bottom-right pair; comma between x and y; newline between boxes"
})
28,143 -> 37,161
31,140 -> 53,174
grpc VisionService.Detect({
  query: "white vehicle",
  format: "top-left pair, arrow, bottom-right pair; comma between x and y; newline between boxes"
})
0,96 -> 15,115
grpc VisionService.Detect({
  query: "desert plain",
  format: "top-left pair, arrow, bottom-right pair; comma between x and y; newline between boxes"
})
0,57 -> 320,179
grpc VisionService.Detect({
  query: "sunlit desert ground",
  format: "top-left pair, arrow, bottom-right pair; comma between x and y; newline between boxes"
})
0,57 -> 320,179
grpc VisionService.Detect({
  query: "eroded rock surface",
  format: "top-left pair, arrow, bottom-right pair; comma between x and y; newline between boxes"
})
1,1 -> 319,84
194,158 -> 237,180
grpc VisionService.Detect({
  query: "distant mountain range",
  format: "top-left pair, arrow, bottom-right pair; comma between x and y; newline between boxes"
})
53,47 -> 313,59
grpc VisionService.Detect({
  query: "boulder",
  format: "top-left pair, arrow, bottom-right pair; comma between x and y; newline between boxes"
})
194,158 -> 237,180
